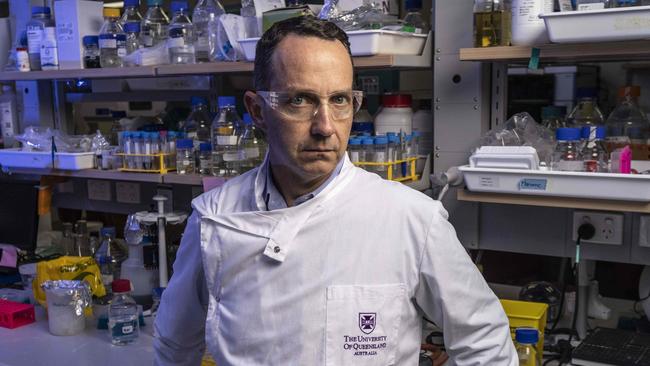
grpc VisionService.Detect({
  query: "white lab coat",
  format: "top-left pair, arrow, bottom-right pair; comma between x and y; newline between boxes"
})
154,155 -> 517,366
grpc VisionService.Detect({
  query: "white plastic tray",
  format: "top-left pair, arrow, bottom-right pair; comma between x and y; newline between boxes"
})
347,30 -> 428,56
459,165 -> 650,201
540,6 -> 650,43
239,37 -> 259,62
0,148 -> 95,170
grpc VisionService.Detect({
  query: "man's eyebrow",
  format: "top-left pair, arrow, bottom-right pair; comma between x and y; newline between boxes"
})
280,88 -> 354,95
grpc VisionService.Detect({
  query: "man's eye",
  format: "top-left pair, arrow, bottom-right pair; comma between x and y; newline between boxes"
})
331,95 -> 349,105
289,96 -> 304,105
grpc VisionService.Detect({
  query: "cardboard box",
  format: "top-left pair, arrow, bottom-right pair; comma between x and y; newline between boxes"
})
54,0 -> 103,70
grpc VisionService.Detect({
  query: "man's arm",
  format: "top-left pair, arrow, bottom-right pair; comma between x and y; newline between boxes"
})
154,211 -> 209,366
414,205 -> 517,365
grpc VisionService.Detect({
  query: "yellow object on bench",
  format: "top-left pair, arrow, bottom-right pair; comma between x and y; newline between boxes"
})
500,299 -> 548,355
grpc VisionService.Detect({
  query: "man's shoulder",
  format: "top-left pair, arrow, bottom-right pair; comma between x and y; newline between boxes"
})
191,168 -> 257,217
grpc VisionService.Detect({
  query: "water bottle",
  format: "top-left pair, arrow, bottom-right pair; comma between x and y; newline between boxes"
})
552,127 -> 583,171
192,0 -> 226,62
26,6 -> 54,71
581,126 -> 609,173
239,113 -> 266,173
99,8 -> 126,68
108,279 -> 140,345
182,97 -> 212,145
211,96 -> 244,177
168,1 -> 196,65
124,22 -> 141,66
121,0 -> 143,27
515,328 -> 541,366
141,0 -> 170,48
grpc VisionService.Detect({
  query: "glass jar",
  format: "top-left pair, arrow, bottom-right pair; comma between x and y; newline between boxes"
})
198,142 -> 212,175
83,36 -> 101,69
176,138 -> 195,174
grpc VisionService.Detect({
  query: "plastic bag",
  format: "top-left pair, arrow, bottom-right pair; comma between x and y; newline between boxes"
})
123,41 -> 170,66
33,256 -> 106,308
14,126 -> 92,153
210,14 -> 247,62
321,0 -> 399,31
91,130 -> 110,153
479,112 -> 556,165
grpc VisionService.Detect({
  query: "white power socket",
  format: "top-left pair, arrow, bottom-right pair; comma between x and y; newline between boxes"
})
87,180 -> 111,201
116,182 -> 140,204
572,211 -> 624,245
640,215 -> 650,248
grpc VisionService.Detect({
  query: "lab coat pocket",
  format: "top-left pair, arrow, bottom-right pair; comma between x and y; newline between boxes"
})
325,284 -> 406,366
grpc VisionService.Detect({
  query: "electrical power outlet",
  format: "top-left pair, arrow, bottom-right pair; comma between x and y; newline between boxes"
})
572,211 -> 624,245
87,180 -> 111,201
116,182 -> 140,204
640,216 -> 650,248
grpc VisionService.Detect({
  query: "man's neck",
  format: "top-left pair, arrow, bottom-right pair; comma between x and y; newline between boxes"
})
269,163 -> 334,207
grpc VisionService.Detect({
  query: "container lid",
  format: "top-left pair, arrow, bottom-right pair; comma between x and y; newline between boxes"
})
218,96 -> 236,108
405,0 -> 422,10
191,96 -> 208,107
541,105 -> 566,119
619,85 -> 641,98
83,35 -> 99,47
374,136 -> 388,144
386,132 -> 397,138
575,87 -> 597,99
361,137 -> 374,145
112,279 -> 132,293
382,94 -> 412,108
348,137 -> 361,145
151,132 -> 160,140
32,6 -> 51,15
556,127 -> 581,141
122,131 -> 131,139
171,1 -> 189,12
112,111 -> 127,119
176,138 -> 194,149
100,227 -> 116,238
515,328 -> 539,345
103,8 -> 121,18
124,22 -> 141,33
148,0 -> 164,5
124,0 -> 141,6
388,135 -> 399,143
581,126 -> 606,139
199,142 -> 212,151
243,113 -> 253,125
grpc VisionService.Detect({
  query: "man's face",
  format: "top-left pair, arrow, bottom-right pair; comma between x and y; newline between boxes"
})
253,34 -> 354,182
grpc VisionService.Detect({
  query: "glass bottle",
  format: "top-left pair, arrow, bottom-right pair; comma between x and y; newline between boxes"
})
182,97 -> 212,145
581,126 -> 609,173
176,138 -> 195,174
605,85 -> 649,149
566,88 -> 604,128
26,6 -> 54,71
99,8 -> 126,68
121,0 -> 143,27
473,0 -> 512,47
241,0 -> 259,38
141,0 -> 170,48
198,142 -> 212,175
95,227 -> 127,280
83,36 -> 101,69
402,0 -> 428,34
192,0 -> 226,62
40,27 -> 59,71
239,113 -> 266,173
109,279 -> 140,345
552,127 -> 583,171
124,22 -> 141,66
211,96 -> 244,177
168,1 -> 196,65
515,328 -> 542,366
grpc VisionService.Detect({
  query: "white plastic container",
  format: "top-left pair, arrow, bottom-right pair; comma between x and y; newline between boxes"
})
511,0 -> 553,46
238,37 -> 259,61
540,5 -> 650,43
412,105 -> 433,154
469,146 -> 540,169
374,94 -> 413,135
53,0 -> 104,70
346,30 -> 427,56
0,148 -> 95,170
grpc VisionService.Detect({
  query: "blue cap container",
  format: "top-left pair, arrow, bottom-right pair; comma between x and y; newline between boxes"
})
199,142 -> 212,151
556,127 -> 581,141
581,126 -> 606,139
191,96 -> 208,107
243,113 -> 253,124
32,6 -> 51,15
515,328 -> 539,345
348,137 -> 361,145
100,227 -> 116,238
171,1 -> 189,13
374,136 -> 388,145
176,139 -> 194,149
83,36 -> 99,47
124,0 -> 141,6
124,22 -> 141,33
361,137 -> 374,145
218,96 -> 236,108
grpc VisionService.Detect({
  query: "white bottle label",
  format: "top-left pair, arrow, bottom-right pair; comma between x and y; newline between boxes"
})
167,37 -> 185,48
17,52 -> 30,72
245,147 -> 260,158
117,47 -> 127,57
99,38 -> 117,49
40,45 -> 59,69
26,27 -> 43,54
196,36 -> 209,49
375,151 -> 386,163
216,135 -> 238,145
577,3 -> 605,10
515,0 -> 551,25
122,324 -> 134,334
222,152 -> 240,162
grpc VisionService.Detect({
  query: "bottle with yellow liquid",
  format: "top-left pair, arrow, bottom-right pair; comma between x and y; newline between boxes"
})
515,328 -> 542,366
473,0 -> 512,47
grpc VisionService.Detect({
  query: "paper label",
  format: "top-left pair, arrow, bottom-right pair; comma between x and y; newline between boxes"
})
577,3 -> 605,10
57,23 -> 74,42
99,38 -> 117,49
245,147 -> 260,159
514,0 -> 553,25
222,152 -> 240,162
518,178 -> 547,191
478,176 -> 499,188
216,136 -> 238,145
27,27 -> 43,54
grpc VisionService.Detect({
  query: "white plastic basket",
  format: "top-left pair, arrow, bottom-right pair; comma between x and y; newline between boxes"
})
239,37 -> 260,62
459,165 -> 650,201
347,30 -> 428,56
0,148 -> 95,170
540,6 -> 650,43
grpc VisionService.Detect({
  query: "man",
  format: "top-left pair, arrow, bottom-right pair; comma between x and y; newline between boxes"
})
154,16 -> 516,365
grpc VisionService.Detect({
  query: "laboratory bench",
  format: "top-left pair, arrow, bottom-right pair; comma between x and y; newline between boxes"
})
0,305 -> 154,366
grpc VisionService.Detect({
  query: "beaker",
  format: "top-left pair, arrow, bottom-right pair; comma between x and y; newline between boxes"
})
41,280 -> 91,336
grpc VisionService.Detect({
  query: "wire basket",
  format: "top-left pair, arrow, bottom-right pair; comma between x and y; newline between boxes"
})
354,157 -> 418,182
117,153 -> 176,174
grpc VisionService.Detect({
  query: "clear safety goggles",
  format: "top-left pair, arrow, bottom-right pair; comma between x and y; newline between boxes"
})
256,90 -> 364,122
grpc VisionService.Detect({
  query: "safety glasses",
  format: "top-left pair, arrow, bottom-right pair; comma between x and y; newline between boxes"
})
256,90 -> 364,122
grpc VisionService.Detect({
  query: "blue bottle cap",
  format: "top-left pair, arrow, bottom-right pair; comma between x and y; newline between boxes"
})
388,135 -> 399,143
556,127 -> 581,141
32,6 -> 51,15
374,136 -> 388,144
349,137 -> 362,145
83,35 -> 99,47
176,138 -> 194,149
515,328 -> 539,345
171,1 -> 189,13
218,96 -> 236,108
386,132 -> 397,137
124,22 -> 141,33
361,137 -> 374,145
199,142 -> 212,151
580,126 -> 607,139
111,111 -> 127,119
243,113 -> 253,124
100,227 -> 116,238
124,0 -> 141,6
121,131 -> 130,139
151,132 -> 160,140
191,96 -> 208,107
147,0 -> 164,6
168,131 -> 177,138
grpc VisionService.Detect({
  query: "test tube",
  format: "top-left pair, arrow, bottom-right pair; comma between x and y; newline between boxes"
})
387,133 -> 399,178
411,131 -> 420,157
151,132 -> 161,170
144,132 -> 153,170
374,136 -> 388,179
361,137 -> 374,170
348,137 -> 361,163
133,132 -> 143,170
168,131 -> 177,169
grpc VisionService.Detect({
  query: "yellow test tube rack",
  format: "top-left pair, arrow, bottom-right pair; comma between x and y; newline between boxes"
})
117,153 -> 176,174
353,156 -> 418,182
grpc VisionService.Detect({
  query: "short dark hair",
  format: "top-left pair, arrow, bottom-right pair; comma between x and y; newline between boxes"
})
253,16 -> 352,90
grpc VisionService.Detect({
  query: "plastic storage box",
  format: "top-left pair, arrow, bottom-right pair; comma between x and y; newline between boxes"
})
347,30 -> 428,56
500,299 -> 548,355
0,299 -> 35,329
540,6 -> 650,43
0,148 -> 95,170
238,37 -> 260,62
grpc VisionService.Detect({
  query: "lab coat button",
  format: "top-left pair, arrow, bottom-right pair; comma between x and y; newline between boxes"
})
273,246 -> 281,253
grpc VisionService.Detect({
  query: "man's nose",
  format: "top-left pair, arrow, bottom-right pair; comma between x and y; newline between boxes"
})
310,103 -> 335,137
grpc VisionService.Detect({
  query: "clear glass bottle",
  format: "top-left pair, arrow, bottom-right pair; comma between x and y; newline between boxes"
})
109,279 -> 140,345
40,27 -> 59,71
473,0 -> 512,47
83,36 -> 101,69
176,138 -> 195,174
348,137 -> 362,163
352,101 -> 374,135
61,222 -> 75,256
402,0 -> 428,34
95,227 -> 127,280
168,1 -> 196,65
241,0 -> 259,38
211,96 -> 244,177
581,126 -> 609,173
124,22 -> 141,66
239,113 -> 266,173
606,86 -> 649,146
198,142 -> 212,175
74,220 -> 90,257
26,6 -> 54,71
99,8 -> 126,68
140,0 -> 170,48
182,97 -> 212,144
515,328 -> 542,366
552,127 -> 583,171
541,105 -> 567,131
192,0 -> 226,62
374,136 -> 388,178
566,88 -> 604,128
121,0 -> 143,27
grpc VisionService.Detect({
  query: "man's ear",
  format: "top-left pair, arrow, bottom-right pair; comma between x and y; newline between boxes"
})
244,90 -> 266,133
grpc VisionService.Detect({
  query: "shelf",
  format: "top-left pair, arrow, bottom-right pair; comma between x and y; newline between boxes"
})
459,40 -> 650,64
457,189 -> 650,213
1,167 -> 163,183
155,61 -> 254,75
0,66 -> 157,81
161,173 -> 205,186
65,90 -> 212,103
